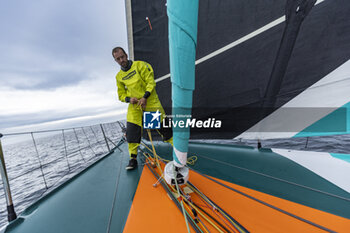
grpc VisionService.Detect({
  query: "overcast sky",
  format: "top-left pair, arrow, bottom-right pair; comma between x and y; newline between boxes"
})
0,0 -> 129,134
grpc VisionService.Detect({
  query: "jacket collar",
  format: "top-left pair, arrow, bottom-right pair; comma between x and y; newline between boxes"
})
121,60 -> 133,72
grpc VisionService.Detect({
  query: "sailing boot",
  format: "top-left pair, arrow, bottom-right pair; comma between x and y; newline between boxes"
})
126,154 -> 138,170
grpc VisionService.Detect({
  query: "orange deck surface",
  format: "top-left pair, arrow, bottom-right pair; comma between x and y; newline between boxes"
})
123,165 -> 350,233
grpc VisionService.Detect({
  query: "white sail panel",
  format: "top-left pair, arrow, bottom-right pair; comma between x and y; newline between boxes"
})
237,59 -> 350,140
272,148 -> 350,193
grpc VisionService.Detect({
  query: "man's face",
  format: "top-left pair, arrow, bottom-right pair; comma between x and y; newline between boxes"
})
113,50 -> 128,68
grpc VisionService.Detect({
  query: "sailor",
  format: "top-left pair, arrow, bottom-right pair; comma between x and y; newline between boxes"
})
112,47 -> 173,170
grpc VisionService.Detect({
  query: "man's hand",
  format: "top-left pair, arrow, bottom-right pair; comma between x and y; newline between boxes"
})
137,97 -> 147,110
130,97 -> 138,104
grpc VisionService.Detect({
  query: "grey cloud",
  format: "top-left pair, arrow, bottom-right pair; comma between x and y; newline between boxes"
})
0,0 -> 127,131
0,105 -> 124,131
1,69 -> 87,90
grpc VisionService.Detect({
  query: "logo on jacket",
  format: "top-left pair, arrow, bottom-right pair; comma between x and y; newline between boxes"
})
122,70 -> 136,80
143,110 -> 161,129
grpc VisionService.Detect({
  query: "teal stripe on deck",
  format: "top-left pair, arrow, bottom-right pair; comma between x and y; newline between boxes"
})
4,141 -> 143,233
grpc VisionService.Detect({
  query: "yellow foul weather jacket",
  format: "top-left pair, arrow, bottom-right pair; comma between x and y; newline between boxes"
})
116,61 -> 166,127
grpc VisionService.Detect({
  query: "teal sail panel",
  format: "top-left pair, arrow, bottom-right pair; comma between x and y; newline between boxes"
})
295,102 -> 350,138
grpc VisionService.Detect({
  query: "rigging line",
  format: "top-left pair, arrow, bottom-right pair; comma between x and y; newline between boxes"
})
73,128 -> 86,163
140,147 -> 242,233
141,148 -> 205,231
62,130 -> 71,171
191,168 -> 337,233
191,202 -> 235,233
183,202 -> 210,233
145,128 -> 195,232
195,153 -> 350,203
31,132 -> 48,190
188,181 -> 246,233
106,152 -> 124,233
185,197 -> 225,233
141,141 -> 198,166
146,130 -> 162,174
173,165 -> 191,233
187,182 -> 248,233
81,127 -> 97,157
155,0 -> 326,83
107,137 -> 118,147
90,126 -> 107,154
143,160 -> 202,233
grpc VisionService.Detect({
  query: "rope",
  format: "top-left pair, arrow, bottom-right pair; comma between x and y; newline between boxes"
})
73,128 -> 86,163
90,126 -> 107,154
146,130 -> 163,175
140,113 -> 248,232
142,134 -> 244,233
62,130 -> 71,171
31,132 -> 48,190
143,159 -> 202,233
173,165 -> 191,233
143,131 -> 204,232
107,137 -> 118,147
141,141 -> 198,166
81,127 -> 97,156
141,139 -> 340,233
187,182 -> 247,233
192,169 -> 337,233
144,148 -> 239,232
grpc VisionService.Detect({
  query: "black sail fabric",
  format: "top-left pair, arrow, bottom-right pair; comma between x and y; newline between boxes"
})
130,0 -> 350,139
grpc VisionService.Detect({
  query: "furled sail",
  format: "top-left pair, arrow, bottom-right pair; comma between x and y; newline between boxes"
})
167,0 -> 199,167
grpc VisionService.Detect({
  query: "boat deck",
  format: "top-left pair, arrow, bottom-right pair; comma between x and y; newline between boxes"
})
2,140 -> 350,232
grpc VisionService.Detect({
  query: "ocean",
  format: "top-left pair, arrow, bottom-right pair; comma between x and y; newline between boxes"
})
0,122 -> 350,228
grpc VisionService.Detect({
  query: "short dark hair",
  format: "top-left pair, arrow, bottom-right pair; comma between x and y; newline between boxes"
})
112,47 -> 126,56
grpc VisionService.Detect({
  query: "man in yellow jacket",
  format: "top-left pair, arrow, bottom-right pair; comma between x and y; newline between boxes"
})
112,47 -> 172,170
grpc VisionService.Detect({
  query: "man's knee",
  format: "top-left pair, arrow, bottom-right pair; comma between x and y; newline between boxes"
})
126,122 -> 142,143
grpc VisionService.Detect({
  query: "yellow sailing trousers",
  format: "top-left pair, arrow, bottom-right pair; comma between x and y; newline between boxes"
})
126,102 -> 173,158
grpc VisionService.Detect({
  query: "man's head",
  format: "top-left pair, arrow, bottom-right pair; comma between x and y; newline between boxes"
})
112,47 -> 128,68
